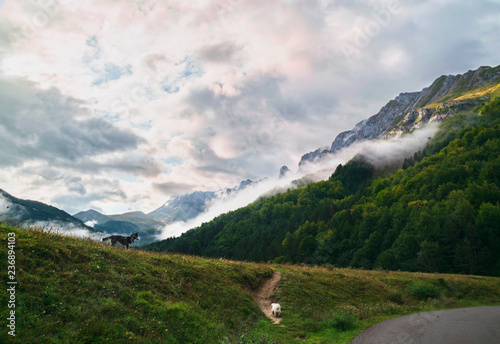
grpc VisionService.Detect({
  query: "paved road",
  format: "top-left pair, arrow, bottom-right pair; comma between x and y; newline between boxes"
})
351,305 -> 500,344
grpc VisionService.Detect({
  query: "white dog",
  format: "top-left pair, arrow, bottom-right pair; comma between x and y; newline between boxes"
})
271,303 -> 281,317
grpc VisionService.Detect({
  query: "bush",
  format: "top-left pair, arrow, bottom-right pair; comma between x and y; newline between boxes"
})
407,282 -> 441,300
322,310 -> 359,331
388,289 -> 404,304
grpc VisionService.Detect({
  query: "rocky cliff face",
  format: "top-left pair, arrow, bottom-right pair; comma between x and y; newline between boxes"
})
299,65 -> 500,167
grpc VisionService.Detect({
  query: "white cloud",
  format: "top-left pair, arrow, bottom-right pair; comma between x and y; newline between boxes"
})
85,220 -> 98,228
29,221 -> 105,241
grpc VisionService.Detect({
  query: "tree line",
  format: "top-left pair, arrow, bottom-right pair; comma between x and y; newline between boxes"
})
145,97 -> 500,276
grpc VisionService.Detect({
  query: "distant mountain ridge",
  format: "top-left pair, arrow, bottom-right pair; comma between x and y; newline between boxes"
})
73,209 -> 164,246
148,179 -> 260,224
94,221 -> 140,235
299,65 -> 500,167
0,188 -> 94,231
73,209 -> 163,230
71,179 -> 262,244
73,209 -> 111,225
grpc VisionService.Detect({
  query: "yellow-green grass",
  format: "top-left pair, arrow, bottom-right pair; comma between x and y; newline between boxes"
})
424,82 -> 500,109
1,225 -> 499,344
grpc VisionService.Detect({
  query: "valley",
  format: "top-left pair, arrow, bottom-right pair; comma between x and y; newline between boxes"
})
145,95 -> 500,277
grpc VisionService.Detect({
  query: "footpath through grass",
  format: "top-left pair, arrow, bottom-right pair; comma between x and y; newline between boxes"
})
1,225 -> 499,343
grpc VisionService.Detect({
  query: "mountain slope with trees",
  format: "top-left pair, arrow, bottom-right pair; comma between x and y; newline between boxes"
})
0,189 -> 94,231
145,97 -> 500,276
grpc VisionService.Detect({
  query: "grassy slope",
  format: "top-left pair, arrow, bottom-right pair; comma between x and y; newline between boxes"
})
0,225 -> 273,344
1,225 -> 500,343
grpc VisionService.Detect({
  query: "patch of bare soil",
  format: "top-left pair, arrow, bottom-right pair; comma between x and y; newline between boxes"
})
253,271 -> 282,324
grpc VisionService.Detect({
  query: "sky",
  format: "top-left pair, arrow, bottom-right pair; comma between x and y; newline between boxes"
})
0,0 -> 499,215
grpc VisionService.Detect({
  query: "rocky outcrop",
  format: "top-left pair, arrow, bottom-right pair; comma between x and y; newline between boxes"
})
148,178 -> 261,224
299,65 -> 500,167
279,165 -> 292,179
148,191 -> 217,224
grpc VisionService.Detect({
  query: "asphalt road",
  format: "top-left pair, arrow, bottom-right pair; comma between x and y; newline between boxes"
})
350,305 -> 500,344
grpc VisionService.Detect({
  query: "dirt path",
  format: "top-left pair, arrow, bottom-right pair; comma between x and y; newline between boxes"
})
253,271 -> 282,324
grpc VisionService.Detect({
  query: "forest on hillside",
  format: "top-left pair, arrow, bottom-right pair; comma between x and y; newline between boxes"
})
145,98 -> 500,276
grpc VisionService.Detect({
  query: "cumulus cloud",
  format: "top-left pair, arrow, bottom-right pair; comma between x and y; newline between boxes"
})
0,76 -> 163,213
0,78 -> 143,167
198,42 -> 239,64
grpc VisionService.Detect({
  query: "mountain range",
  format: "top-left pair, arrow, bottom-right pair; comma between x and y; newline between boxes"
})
1,177 -> 263,246
148,179 -> 259,223
69,178 -> 261,245
299,65 -> 500,167
2,64 -> 499,252
73,209 -> 164,230
0,188 -> 94,231
145,64 -> 500,276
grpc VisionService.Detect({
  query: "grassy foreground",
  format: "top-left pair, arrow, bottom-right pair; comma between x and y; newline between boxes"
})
1,225 -> 499,343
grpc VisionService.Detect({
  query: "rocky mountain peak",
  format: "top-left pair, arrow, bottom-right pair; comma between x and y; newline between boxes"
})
148,178 -> 261,224
299,64 -> 500,168
279,165 -> 292,179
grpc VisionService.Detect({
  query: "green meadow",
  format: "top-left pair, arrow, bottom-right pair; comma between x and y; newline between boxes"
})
1,225 -> 499,343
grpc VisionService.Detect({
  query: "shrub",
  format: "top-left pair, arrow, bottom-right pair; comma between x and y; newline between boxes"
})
322,310 -> 359,331
407,282 -> 441,300
388,289 -> 404,304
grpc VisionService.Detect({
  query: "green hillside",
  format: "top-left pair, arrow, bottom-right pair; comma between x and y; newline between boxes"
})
1,225 -> 500,343
146,97 -> 500,277
0,189 -> 91,230
0,225 -> 272,343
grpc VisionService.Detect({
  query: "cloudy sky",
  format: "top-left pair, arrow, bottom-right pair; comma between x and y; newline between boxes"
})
0,0 -> 499,215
